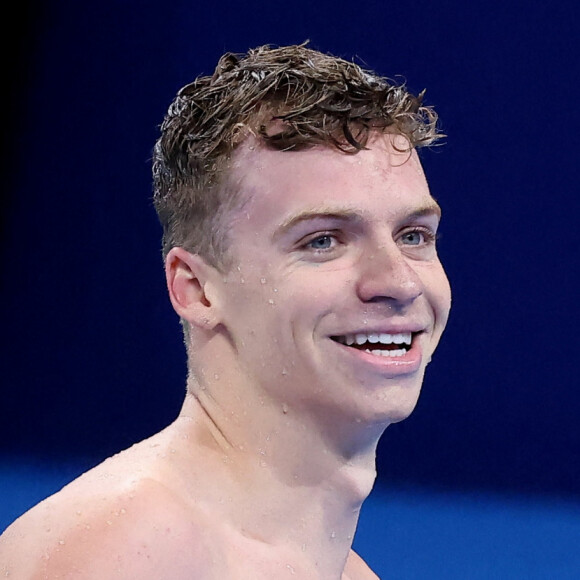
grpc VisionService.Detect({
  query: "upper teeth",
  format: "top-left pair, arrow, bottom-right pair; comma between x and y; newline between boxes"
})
337,332 -> 413,346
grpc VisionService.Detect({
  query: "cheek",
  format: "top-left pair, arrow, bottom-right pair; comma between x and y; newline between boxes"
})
429,264 -> 452,326
222,260 -> 350,337
219,274 -> 294,345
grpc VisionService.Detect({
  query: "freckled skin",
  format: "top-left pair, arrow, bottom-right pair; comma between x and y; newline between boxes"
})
0,134 -> 450,579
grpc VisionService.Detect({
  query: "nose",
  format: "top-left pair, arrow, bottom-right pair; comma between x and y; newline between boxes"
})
356,243 -> 423,306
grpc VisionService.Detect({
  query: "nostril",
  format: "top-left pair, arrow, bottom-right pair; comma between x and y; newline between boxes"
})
356,259 -> 423,304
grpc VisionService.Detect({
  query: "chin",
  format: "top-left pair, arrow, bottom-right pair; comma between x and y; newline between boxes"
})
368,388 -> 422,425
385,404 -> 419,424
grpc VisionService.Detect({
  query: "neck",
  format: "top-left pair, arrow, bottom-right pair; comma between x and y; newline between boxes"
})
176,372 -> 385,577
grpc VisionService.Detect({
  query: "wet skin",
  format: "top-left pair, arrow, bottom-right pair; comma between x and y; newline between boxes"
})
206,132 -> 451,436
0,133 -> 450,579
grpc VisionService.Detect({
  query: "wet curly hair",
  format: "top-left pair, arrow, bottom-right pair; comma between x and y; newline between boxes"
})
152,43 -> 442,268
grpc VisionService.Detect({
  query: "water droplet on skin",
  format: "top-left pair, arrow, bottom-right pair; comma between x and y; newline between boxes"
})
268,299 -> 275,305
260,277 -> 267,284
286,564 -> 296,575
214,373 -> 220,380
330,531 -> 336,539
273,287 -> 279,292
363,319 -> 368,325
301,543 -> 307,552
240,277 -> 245,284
58,540 -> 65,545
282,403 -> 289,414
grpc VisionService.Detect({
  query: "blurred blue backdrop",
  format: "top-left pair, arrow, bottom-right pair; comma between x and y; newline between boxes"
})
2,0 -> 579,577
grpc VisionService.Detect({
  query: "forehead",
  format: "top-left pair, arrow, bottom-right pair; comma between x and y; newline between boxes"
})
228,133 -> 434,228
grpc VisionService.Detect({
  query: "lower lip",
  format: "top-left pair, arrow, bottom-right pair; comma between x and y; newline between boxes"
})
332,337 -> 424,377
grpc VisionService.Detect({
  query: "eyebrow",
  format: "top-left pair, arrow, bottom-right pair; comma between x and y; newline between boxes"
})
406,202 -> 442,220
273,208 -> 364,240
273,201 -> 442,240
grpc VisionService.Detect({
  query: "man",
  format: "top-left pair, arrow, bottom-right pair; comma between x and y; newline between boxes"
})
0,44 -> 451,579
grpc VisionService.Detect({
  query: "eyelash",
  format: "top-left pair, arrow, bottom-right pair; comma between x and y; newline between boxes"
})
398,226 -> 438,246
303,232 -> 341,252
298,226 -> 438,256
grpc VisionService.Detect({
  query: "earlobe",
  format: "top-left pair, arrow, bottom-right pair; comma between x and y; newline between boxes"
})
165,247 -> 221,329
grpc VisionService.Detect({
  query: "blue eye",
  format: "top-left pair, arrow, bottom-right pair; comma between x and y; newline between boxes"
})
401,231 -> 423,245
307,235 -> 334,250
400,228 -> 435,246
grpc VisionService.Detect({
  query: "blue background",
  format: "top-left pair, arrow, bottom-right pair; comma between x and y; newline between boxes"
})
2,0 -> 579,577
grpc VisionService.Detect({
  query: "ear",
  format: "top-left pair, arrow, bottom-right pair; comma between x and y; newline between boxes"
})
165,247 -> 222,330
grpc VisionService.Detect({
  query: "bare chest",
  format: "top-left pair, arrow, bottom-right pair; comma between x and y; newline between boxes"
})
182,533 -> 379,580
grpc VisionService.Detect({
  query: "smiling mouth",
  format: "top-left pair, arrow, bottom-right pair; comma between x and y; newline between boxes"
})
330,332 -> 417,358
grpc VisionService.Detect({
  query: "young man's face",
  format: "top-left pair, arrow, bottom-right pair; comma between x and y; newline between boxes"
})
213,133 -> 451,428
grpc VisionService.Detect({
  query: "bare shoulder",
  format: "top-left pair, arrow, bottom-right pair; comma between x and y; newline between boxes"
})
343,549 -> 381,580
0,434 -> 219,579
